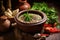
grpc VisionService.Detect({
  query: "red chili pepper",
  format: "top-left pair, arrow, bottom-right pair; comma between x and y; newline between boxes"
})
40,34 -> 49,37
44,24 -> 52,27
44,23 -> 57,27
45,27 -> 60,33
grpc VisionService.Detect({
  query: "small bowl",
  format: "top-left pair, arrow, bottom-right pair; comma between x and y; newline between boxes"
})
14,10 -> 47,33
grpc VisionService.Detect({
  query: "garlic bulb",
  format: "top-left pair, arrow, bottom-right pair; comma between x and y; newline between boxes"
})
4,9 -> 19,18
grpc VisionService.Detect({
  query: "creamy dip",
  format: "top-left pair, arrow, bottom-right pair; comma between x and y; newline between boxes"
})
18,13 -> 42,23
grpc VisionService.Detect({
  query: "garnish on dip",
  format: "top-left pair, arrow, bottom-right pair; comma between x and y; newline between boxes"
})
18,12 -> 42,23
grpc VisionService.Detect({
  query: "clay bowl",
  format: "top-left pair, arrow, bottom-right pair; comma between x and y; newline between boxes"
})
14,10 -> 47,33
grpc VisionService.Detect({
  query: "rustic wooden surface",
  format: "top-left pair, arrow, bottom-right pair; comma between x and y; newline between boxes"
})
0,27 -> 35,40
46,33 -> 60,40
0,27 -> 60,40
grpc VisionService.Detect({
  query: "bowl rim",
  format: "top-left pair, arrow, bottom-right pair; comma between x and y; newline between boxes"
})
14,10 -> 47,26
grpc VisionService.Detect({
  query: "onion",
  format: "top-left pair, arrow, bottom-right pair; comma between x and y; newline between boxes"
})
0,16 -> 10,32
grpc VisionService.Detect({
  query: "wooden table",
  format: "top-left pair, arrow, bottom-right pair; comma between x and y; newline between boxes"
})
0,27 -> 35,40
0,27 -> 60,40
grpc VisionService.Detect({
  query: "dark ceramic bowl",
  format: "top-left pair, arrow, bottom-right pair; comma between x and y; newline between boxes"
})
14,10 -> 47,33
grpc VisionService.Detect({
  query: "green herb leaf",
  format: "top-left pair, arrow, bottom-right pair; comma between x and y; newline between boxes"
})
23,12 -> 32,22
56,23 -> 60,29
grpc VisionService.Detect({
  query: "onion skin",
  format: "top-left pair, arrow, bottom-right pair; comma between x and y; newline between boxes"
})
0,16 -> 10,32
19,0 -> 30,11
2,19 -> 10,28
19,2 -> 31,11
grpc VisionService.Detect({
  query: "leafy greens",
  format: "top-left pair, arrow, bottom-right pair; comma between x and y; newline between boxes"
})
31,2 -> 58,24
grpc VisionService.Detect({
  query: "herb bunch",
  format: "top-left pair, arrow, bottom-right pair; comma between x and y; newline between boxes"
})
23,12 -> 32,22
31,2 -> 58,24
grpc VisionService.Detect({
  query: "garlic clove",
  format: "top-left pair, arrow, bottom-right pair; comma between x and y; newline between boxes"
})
4,11 -> 13,18
12,9 -> 19,16
7,9 -> 12,15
